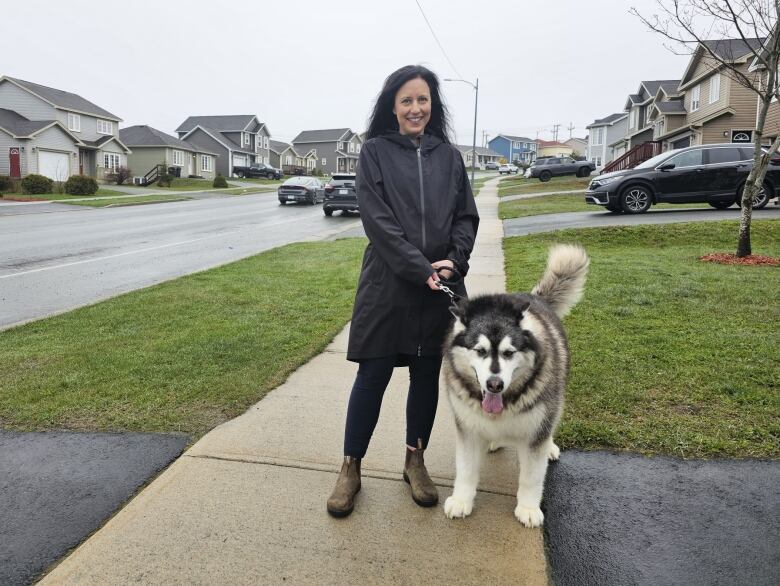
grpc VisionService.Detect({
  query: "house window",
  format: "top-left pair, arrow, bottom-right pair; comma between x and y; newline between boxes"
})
348,142 -> 355,153
96,119 -> 113,135
338,142 -> 345,150
242,132 -> 250,147
592,127 -> 604,145
68,113 -> 81,132
629,109 -> 637,129
172,150 -> 184,166
656,120 -> 665,136
356,144 -> 361,153
321,158 -> 327,165
709,73 -> 720,103
263,137 -> 269,149
691,84 -> 701,111
103,153 -> 120,171
201,155 -> 213,172
285,155 -> 292,165
645,108 -> 651,126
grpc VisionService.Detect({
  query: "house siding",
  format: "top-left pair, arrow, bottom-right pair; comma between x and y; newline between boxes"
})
764,98 -> 780,139
184,128 -> 230,176
0,133 -> 29,176
685,72 -> 730,125
0,81 -> 57,120
29,126 -> 79,178
292,140 -> 336,174
126,147 -> 167,179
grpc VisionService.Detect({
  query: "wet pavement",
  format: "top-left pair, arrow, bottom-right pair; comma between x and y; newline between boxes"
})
543,451 -> 780,586
0,431 -> 188,585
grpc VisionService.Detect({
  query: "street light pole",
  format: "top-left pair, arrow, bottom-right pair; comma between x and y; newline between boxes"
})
444,77 -> 479,186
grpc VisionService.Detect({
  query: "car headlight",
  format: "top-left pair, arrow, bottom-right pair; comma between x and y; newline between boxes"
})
592,176 -> 621,187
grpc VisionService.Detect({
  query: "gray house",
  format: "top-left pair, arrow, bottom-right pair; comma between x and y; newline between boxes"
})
586,113 -> 628,167
0,76 -> 131,181
175,115 -> 271,177
291,128 -> 362,175
119,125 -> 218,181
455,144 -> 502,169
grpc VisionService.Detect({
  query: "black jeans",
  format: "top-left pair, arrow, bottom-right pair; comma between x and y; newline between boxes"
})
343,355 -> 442,458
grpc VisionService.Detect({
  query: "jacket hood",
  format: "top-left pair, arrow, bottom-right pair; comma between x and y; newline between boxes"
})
380,131 -> 444,152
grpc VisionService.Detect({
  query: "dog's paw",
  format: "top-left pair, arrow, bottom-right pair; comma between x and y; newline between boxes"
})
444,495 -> 473,519
547,442 -> 560,461
514,505 -> 544,528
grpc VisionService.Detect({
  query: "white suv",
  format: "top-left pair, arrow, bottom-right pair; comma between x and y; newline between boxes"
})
498,164 -> 519,175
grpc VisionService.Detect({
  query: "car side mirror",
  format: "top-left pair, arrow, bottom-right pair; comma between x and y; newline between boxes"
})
658,163 -> 675,171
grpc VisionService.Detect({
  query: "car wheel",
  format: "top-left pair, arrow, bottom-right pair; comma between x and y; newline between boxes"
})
708,200 -> 734,210
237,171 -> 245,178
539,171 -> 552,182
324,208 -> 333,216
278,200 -> 285,205
620,185 -> 652,214
577,167 -> 589,178
267,173 -> 274,179
737,182 -> 771,209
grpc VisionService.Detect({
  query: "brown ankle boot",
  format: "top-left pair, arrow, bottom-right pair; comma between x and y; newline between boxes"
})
403,441 -> 438,507
327,456 -> 361,517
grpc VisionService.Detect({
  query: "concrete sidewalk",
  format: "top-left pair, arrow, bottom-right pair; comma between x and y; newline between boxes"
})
41,178 -> 549,585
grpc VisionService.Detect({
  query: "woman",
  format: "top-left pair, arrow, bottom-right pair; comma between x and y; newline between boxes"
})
327,65 -> 479,517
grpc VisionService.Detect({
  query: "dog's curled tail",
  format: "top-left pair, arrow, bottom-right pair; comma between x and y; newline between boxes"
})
532,244 -> 589,318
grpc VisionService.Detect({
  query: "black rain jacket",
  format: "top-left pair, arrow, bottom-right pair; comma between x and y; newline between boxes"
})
347,132 -> 480,363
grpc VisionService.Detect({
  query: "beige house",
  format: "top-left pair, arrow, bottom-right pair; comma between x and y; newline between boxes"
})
536,140 -> 574,158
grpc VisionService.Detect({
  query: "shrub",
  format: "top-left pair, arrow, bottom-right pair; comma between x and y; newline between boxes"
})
0,175 -> 11,192
64,175 -> 99,195
157,173 -> 174,187
107,166 -> 133,185
212,174 -> 228,188
21,174 -> 53,195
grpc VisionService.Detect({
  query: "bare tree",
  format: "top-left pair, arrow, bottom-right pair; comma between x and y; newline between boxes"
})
631,0 -> 780,256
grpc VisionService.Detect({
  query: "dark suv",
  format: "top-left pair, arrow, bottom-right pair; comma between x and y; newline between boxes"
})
323,173 -> 358,216
528,156 -> 595,181
584,143 -> 777,214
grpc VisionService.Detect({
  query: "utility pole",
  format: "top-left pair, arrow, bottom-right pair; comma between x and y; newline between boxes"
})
552,124 -> 560,143
567,122 -> 575,139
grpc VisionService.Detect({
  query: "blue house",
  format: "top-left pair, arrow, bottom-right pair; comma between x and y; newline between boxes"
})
488,134 -> 537,164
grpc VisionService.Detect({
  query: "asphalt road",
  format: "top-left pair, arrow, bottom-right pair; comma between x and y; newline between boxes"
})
0,193 -> 362,329
504,205 -> 780,236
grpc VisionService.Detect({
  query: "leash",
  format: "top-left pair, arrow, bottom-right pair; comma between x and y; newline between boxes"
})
434,265 -> 462,303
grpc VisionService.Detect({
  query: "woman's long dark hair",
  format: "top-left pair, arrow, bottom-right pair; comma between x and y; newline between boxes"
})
366,65 -> 453,144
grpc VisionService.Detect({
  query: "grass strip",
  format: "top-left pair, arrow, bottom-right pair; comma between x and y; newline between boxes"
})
1,189 -> 125,201
0,238 -> 366,436
498,175 -> 591,197
504,220 -> 779,459
499,193 -> 711,219
65,195 -> 193,207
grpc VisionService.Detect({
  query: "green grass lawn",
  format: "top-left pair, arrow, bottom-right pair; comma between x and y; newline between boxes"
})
504,220 -> 780,459
231,177 -> 284,186
498,175 -> 591,197
0,188 -> 125,201
0,239 -> 366,436
153,178 -> 239,191
499,193 -> 713,219
65,195 -> 193,207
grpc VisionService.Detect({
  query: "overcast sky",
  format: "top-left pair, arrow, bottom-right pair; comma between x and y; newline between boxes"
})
2,0 -> 691,146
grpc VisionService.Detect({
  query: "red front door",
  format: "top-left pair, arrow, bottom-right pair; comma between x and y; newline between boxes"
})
9,147 -> 21,179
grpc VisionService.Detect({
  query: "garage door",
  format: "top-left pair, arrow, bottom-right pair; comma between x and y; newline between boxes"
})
232,154 -> 247,168
38,151 -> 70,181
671,137 -> 691,150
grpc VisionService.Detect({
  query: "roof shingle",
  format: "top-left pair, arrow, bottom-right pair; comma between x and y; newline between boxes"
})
4,77 -> 121,121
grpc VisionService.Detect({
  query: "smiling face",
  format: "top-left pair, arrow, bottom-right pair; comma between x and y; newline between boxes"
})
393,77 -> 431,138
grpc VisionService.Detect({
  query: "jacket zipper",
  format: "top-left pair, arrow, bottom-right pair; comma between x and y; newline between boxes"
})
416,147 -> 426,251
417,146 -> 425,359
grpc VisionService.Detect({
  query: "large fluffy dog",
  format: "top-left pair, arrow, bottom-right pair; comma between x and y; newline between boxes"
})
442,244 -> 588,527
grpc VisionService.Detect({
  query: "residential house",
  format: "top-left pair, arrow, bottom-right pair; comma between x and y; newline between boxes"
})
0,76 -> 131,181
610,80 -> 681,158
269,139 -> 316,175
657,38 -> 765,150
291,128 -> 362,175
175,115 -> 271,177
564,136 -> 589,159
487,134 -> 537,164
455,144 -> 502,169
586,113 -> 628,167
119,125 -> 218,181
536,140 -> 574,158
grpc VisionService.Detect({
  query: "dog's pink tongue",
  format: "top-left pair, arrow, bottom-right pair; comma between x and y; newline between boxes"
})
482,392 -> 504,414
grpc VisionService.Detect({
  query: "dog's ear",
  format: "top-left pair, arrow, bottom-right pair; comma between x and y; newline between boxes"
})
515,299 -> 530,323
449,298 -> 469,325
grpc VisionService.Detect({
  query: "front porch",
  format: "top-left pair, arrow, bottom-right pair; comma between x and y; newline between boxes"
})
336,156 -> 357,173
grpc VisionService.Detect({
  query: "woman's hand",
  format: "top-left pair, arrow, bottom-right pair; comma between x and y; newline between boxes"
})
426,273 -> 441,291
432,259 -> 455,281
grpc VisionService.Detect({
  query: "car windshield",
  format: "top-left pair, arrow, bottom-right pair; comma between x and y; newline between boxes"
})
635,151 -> 674,169
283,177 -> 312,186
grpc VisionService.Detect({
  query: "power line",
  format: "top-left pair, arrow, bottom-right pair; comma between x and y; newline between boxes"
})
414,0 -> 462,79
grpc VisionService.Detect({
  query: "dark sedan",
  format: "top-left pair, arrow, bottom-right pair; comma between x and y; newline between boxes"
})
278,176 -> 324,205
585,143 -> 777,213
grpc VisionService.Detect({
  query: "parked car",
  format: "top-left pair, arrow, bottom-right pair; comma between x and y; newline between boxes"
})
528,157 -> 595,182
234,162 -> 282,179
584,143 -> 777,214
498,163 -> 519,175
323,173 -> 358,216
278,176 -> 324,205
485,161 -> 500,170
